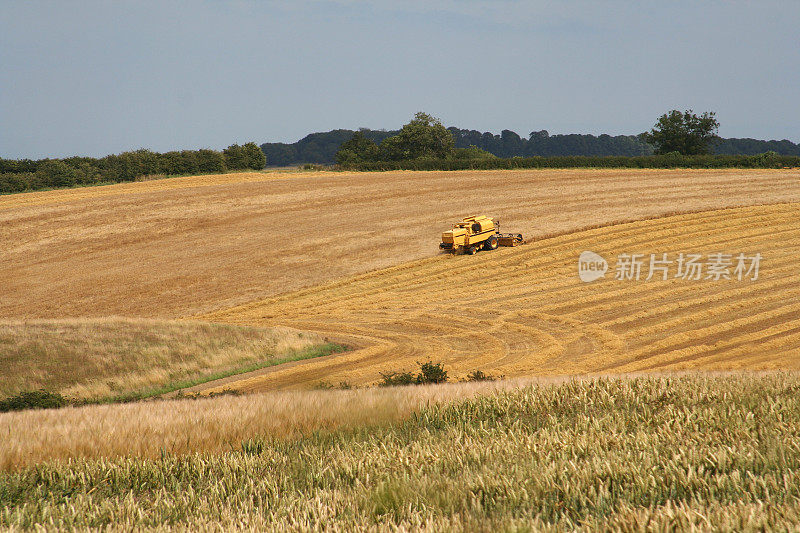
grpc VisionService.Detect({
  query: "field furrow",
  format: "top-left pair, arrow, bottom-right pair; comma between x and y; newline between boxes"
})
4,168 -> 800,318
198,202 -> 800,391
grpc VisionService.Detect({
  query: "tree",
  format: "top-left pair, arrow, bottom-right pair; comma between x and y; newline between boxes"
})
242,142 -> 267,169
335,131 -> 379,165
379,112 -> 455,160
500,129 -> 523,158
223,144 -> 247,170
643,110 -> 720,155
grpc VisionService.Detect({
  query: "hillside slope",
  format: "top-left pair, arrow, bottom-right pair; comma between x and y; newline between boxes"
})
200,202 -> 800,391
3,375 -> 800,530
2,168 -> 799,318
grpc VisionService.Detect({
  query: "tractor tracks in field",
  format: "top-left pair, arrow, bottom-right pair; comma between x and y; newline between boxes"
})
196,202 -> 800,392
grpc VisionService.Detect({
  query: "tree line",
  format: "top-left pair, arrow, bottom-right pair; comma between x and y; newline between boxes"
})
332,111 -> 799,170
0,143 -> 266,194
262,119 -> 800,166
344,152 -> 800,172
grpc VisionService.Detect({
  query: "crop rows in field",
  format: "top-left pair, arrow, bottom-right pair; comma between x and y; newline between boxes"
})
200,203 -> 800,391
3,168 -> 800,319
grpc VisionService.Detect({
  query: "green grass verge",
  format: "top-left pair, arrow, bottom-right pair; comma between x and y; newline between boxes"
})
2,374 -> 800,530
92,342 -> 347,404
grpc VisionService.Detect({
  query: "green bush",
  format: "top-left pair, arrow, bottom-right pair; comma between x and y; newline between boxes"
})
243,142 -> 267,169
452,146 -> 497,160
380,361 -> 449,386
416,361 -> 448,384
0,390 -> 70,413
223,144 -> 248,170
379,371 -> 416,387
0,172 -> 37,194
36,160 -> 78,188
465,370 -> 496,382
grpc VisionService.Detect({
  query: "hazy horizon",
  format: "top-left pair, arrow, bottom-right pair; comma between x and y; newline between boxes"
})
2,1 -> 799,159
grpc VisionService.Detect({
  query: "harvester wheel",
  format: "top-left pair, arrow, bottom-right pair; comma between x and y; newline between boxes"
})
484,236 -> 499,251
467,246 -> 478,255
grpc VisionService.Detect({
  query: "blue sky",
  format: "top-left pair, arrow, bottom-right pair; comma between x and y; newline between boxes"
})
1,1 -> 798,158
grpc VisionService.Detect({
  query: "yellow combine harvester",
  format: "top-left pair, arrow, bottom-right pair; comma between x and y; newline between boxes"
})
439,215 -> 524,255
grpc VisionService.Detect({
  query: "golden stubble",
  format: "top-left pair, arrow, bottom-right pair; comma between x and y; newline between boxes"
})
198,202 -> 800,391
2,168 -> 799,319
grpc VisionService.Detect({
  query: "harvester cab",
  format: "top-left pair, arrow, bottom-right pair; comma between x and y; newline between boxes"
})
439,215 -> 523,255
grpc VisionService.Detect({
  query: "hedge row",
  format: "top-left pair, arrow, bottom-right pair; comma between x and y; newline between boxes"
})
0,143 -> 265,195
339,153 -> 800,172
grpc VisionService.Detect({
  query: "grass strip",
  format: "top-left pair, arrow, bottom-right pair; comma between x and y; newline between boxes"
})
85,342 -> 347,405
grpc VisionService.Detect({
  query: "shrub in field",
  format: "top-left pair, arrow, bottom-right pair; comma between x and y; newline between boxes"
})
223,143 -> 248,170
242,142 -> 267,169
335,131 -> 380,165
378,112 -> 455,161
379,371 -> 416,387
380,361 -> 449,386
643,109 -> 720,155
416,361 -> 448,384
465,370 -> 495,382
452,145 -> 496,160
222,143 -> 265,170
0,390 -> 69,413
196,149 -> 227,174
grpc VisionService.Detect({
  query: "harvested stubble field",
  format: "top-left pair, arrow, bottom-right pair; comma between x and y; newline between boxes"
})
200,201 -> 800,391
2,375 -> 800,530
3,169 -> 800,530
2,168 -> 799,319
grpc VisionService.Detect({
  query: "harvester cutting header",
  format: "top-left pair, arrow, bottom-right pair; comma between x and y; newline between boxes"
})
439,215 -> 523,255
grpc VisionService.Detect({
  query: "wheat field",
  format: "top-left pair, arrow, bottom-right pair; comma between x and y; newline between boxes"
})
3,375 -> 800,530
199,202 -> 800,392
0,376 -> 539,471
3,170 -> 800,529
0,319 -> 323,398
2,168 -> 799,319
4,169 -> 799,394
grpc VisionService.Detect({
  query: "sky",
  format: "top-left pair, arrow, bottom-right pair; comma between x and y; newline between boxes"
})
1,1 -> 799,159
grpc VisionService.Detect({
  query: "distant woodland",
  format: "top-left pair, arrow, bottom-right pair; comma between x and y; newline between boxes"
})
262,127 -> 800,166
0,144 -> 265,194
3,115 -> 799,195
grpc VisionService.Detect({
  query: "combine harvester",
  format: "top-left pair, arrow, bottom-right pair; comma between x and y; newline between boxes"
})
439,215 -> 524,255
